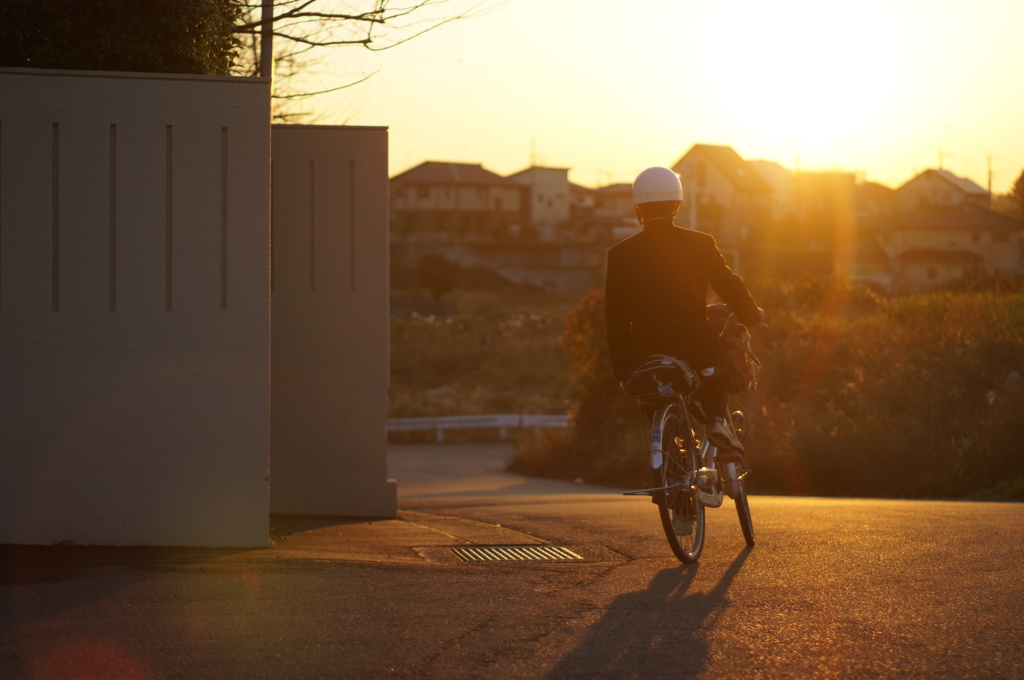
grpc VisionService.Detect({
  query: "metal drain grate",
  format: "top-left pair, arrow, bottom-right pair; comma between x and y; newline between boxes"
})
452,545 -> 583,562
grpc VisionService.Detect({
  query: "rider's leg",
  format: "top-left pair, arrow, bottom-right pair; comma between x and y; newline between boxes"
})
697,371 -> 728,420
700,374 -> 744,452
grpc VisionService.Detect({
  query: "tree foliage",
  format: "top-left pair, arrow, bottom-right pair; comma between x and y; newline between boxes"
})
0,0 -> 242,75
1011,169 -> 1024,219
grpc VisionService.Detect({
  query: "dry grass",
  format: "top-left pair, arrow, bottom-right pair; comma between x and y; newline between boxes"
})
388,289 -> 580,420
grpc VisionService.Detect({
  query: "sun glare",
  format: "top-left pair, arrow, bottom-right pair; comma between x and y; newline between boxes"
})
693,0 -> 905,150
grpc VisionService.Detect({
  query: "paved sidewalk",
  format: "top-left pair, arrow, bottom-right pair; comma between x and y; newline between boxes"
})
259,442 -> 607,563
3,443 -> 594,566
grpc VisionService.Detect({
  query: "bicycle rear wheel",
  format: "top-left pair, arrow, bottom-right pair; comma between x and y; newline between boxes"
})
655,405 -> 705,563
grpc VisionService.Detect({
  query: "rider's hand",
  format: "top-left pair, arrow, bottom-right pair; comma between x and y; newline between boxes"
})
755,307 -> 767,328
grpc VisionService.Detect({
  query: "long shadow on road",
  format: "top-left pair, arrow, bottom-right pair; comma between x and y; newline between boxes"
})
545,548 -> 752,680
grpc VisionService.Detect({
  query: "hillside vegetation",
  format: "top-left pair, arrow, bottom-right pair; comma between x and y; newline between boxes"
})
389,289 -> 578,421
391,277 -> 1024,499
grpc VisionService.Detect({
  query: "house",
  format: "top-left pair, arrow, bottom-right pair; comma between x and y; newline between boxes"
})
671,144 -> 775,273
726,162 -> 857,276
508,165 -> 571,241
840,169 -> 1023,291
592,183 -> 635,223
877,204 -> 1023,291
390,161 -> 527,252
893,168 -> 990,214
747,159 -> 796,224
833,182 -> 897,288
671,144 -> 774,251
390,161 -> 606,292
570,182 -> 638,244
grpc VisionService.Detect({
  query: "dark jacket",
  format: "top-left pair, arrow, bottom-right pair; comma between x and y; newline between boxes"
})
605,219 -> 761,381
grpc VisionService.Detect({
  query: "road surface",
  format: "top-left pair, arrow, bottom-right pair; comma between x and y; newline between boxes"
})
1,442 -> 1021,679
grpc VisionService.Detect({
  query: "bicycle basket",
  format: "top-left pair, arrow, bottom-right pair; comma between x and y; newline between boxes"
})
623,354 -> 700,400
706,303 -> 761,393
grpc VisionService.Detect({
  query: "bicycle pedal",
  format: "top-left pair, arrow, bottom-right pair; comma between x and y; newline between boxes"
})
696,467 -> 718,486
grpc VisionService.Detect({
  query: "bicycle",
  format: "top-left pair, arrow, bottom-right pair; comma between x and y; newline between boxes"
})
621,351 -> 755,564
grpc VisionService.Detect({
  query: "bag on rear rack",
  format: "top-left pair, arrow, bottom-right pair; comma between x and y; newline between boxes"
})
706,304 -> 761,394
623,354 -> 700,400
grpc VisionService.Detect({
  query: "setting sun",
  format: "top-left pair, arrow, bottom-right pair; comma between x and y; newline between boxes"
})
694,0 -> 906,146
320,0 -> 1024,193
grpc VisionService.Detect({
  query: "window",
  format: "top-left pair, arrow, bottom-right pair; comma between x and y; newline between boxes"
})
972,230 -> 981,243
417,186 -> 430,199
993,230 -> 1009,243
494,197 -> 503,210
927,267 -> 937,279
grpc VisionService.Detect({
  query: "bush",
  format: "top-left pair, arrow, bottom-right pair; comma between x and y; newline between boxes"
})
507,290 -> 651,487
511,278 -> 1024,499
0,0 -> 242,75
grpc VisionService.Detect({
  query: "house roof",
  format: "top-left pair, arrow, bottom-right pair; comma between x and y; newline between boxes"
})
594,183 -> 632,194
900,169 -> 989,196
856,181 -> 896,204
672,144 -> 773,193
747,160 -> 794,193
390,161 -> 520,187
508,166 -> 571,179
892,204 -> 1024,231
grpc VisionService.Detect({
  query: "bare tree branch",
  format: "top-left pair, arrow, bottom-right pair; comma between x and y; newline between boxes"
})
231,0 -> 498,122
272,71 -> 379,99
271,33 -> 371,47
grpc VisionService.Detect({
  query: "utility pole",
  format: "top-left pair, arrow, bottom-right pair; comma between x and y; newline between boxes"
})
986,152 -> 1000,208
259,0 -> 274,80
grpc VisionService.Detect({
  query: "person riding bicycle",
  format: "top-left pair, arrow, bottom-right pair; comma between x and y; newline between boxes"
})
605,166 -> 765,453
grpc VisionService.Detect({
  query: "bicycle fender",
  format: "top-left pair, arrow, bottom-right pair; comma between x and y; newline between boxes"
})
649,402 -> 674,470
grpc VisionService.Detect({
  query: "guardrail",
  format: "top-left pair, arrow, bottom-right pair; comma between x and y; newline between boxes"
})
387,414 -> 571,442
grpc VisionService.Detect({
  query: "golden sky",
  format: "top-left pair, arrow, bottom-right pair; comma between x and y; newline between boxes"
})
312,0 -> 1024,193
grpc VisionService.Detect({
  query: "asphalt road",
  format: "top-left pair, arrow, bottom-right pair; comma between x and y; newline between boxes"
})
1,442 -> 1022,679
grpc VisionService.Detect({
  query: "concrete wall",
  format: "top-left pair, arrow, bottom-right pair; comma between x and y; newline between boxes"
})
270,125 -> 396,517
0,68 -> 271,547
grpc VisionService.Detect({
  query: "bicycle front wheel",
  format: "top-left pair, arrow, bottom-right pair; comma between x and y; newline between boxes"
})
734,476 -> 755,546
655,405 -> 705,563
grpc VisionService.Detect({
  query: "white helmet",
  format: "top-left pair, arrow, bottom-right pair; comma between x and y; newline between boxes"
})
632,166 -> 683,205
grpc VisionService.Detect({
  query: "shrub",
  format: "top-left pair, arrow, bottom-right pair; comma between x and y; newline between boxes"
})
507,290 -> 650,487
0,0 -> 242,75
512,279 -> 1024,499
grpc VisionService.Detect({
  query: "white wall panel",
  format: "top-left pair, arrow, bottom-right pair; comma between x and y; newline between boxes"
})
270,125 -> 395,517
0,68 -> 271,547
